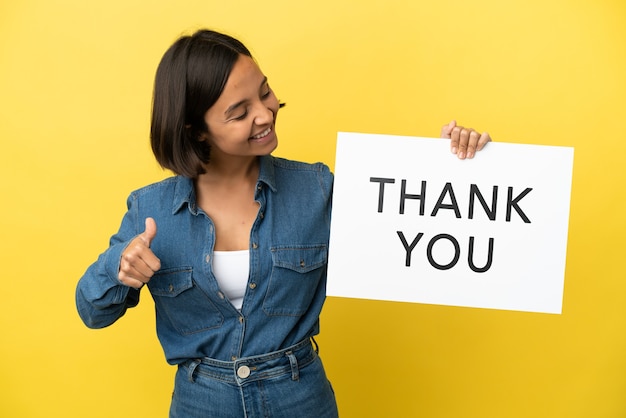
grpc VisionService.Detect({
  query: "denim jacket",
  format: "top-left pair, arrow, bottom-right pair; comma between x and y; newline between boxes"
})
76,155 -> 333,365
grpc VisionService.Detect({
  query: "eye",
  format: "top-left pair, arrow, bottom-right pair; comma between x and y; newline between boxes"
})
261,83 -> 272,99
233,110 -> 248,121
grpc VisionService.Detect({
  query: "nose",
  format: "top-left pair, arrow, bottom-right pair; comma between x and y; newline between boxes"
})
253,102 -> 275,126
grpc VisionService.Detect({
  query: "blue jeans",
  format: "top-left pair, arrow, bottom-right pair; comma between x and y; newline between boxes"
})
170,339 -> 339,417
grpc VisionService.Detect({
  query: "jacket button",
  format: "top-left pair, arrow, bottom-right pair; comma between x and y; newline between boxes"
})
252,243 -> 258,249
249,283 -> 257,289
205,254 -> 211,263
237,365 -> 251,379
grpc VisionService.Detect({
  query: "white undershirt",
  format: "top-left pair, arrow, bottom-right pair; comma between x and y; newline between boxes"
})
211,250 -> 250,310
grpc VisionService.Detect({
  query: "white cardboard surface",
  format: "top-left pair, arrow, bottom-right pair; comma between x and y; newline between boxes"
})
327,132 -> 574,314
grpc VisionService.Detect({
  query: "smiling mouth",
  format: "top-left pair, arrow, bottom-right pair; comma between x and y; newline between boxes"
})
251,127 -> 272,140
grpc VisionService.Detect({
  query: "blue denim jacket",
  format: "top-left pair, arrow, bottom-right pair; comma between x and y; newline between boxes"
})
76,155 -> 333,365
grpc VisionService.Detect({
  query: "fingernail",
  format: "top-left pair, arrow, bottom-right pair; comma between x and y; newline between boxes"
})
451,147 -> 457,154
458,151 -> 465,159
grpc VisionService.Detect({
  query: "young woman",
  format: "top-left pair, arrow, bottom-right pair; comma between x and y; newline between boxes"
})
76,29 -> 490,418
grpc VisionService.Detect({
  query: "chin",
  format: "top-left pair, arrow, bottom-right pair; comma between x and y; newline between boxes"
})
265,138 -> 278,154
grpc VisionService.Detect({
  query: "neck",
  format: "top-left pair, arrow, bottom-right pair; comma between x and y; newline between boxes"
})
197,156 -> 259,186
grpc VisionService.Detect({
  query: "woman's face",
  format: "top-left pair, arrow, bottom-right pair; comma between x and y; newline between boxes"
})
202,55 -> 280,162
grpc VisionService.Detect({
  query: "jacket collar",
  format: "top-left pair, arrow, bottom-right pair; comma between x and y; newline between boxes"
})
171,155 -> 277,215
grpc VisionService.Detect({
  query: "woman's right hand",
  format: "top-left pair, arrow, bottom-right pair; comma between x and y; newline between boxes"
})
118,217 -> 161,289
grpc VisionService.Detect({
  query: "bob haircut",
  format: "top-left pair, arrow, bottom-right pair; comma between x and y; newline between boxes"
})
150,30 -> 252,178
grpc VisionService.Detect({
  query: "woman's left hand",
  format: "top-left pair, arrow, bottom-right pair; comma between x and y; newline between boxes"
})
440,120 -> 491,160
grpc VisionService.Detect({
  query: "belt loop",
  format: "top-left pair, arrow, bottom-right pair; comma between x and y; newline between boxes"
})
286,350 -> 299,381
311,336 -> 319,354
187,359 -> 201,383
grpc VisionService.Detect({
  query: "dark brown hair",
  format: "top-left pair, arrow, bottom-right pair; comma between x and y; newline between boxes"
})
150,30 -> 252,178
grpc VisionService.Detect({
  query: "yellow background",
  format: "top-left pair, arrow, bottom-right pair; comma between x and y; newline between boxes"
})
1,0 -> 625,417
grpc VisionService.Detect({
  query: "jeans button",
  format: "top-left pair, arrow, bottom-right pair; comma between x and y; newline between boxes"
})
237,365 -> 251,379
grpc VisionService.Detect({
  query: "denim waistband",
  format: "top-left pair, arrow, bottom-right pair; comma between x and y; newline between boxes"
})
181,338 -> 318,386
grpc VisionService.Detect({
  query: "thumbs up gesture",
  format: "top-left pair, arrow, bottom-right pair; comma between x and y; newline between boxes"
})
118,217 -> 161,289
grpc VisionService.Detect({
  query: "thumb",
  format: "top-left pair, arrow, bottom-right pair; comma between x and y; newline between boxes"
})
140,217 -> 157,247
440,120 -> 456,139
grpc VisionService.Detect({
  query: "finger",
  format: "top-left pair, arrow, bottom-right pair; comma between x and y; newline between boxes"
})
119,275 -> 146,289
141,217 -> 157,247
450,125 -> 461,154
475,132 -> 492,151
143,250 -> 161,272
456,127 -> 472,159
440,120 -> 456,139
118,265 -> 150,289
137,217 -> 161,271
465,130 -> 482,159
121,245 -> 159,278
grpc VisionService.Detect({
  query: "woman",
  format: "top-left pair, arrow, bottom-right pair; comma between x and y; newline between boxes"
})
76,29 -> 490,417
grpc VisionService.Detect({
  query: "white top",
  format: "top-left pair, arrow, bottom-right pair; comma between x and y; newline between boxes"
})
211,250 -> 250,310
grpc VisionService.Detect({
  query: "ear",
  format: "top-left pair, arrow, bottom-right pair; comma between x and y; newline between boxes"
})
197,132 -> 210,142
186,124 -> 210,142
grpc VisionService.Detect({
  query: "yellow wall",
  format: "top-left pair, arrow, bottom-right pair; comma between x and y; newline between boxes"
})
1,0 -> 624,416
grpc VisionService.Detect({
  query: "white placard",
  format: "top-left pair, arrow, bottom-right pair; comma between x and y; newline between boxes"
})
327,132 -> 574,314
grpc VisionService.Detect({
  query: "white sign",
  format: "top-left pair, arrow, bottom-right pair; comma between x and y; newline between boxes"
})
327,132 -> 574,314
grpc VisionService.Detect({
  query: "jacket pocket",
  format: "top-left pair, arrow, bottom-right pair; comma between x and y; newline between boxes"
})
149,267 -> 223,335
263,245 -> 327,316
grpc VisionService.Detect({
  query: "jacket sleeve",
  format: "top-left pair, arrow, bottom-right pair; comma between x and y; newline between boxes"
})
75,193 -> 141,329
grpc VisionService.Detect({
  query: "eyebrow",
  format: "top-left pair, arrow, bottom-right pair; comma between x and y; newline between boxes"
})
224,76 -> 268,116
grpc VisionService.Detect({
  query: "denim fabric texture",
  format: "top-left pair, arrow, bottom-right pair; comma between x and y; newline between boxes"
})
76,155 -> 334,366
170,339 -> 338,418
